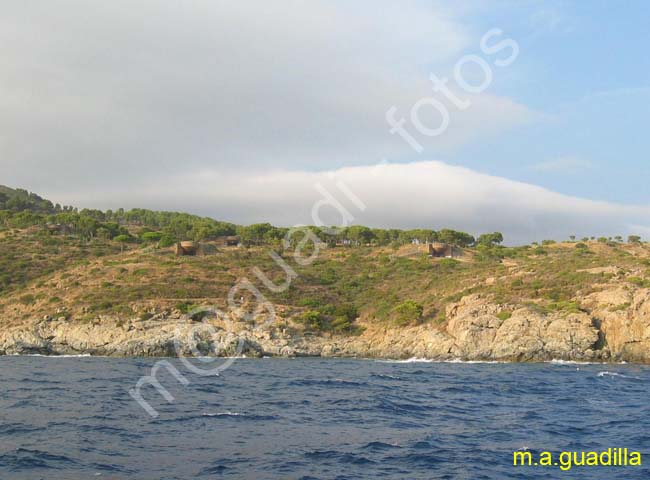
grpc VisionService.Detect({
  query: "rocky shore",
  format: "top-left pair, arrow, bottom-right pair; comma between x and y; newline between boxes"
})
3,287 -> 650,363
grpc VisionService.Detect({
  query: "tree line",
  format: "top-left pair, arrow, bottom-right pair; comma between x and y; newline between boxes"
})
0,186 -> 502,248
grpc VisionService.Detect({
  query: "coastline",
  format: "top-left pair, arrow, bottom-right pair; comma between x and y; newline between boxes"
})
5,288 -> 650,364
1,353 -> 633,366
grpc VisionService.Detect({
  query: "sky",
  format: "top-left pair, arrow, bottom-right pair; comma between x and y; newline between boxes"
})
1,0 -> 649,243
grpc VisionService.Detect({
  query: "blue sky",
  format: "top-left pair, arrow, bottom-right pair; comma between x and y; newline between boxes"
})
427,0 -> 650,203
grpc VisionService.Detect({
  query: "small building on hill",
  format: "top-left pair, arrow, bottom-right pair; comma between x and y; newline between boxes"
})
45,223 -> 73,235
428,242 -> 458,258
216,235 -> 240,247
175,241 -> 200,256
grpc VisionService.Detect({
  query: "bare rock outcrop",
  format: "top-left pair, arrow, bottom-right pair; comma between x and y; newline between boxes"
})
584,287 -> 650,362
2,291 -> 650,362
443,294 -> 601,361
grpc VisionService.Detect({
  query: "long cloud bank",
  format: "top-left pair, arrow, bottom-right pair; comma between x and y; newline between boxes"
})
48,161 -> 650,245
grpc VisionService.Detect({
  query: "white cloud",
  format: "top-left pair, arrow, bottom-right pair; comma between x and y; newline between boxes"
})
46,160 -> 650,245
3,1 -> 610,244
531,156 -> 593,174
0,1 -> 534,191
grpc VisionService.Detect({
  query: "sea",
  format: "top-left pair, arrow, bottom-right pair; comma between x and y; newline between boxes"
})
1,356 -> 649,479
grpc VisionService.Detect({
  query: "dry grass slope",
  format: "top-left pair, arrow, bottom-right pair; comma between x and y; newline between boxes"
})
2,228 -> 650,336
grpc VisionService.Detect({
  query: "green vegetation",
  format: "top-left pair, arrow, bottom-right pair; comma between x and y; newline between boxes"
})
393,300 -> 424,326
477,232 -> 504,247
628,277 -> 650,288
295,303 -> 359,333
496,311 -> 512,321
0,186 -> 486,249
610,302 -> 631,312
2,185 -> 650,337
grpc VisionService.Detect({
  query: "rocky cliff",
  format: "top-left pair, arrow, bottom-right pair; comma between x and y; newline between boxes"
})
3,288 -> 650,363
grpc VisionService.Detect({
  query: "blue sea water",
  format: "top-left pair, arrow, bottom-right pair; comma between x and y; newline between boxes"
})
1,357 -> 650,479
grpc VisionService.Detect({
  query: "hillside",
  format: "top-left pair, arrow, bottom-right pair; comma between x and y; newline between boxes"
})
2,186 -> 650,361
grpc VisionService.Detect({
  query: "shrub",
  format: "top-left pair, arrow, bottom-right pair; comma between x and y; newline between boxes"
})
296,310 -> 324,330
627,277 -> 650,288
317,268 -> 337,285
111,305 -> 134,316
393,300 -> 423,326
19,294 -> 35,305
334,304 -> 358,323
609,302 -> 631,312
141,231 -> 163,243
159,234 -> 176,248
296,297 -> 325,309
175,302 -> 196,314
496,311 -> 512,321
294,303 -> 358,333
530,280 -> 544,289
547,301 -> 582,314
331,316 -> 352,332
90,300 -> 114,312
438,258 -> 460,269
113,234 -> 133,243
190,310 -> 215,322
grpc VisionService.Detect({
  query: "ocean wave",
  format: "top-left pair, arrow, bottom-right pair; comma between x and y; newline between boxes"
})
287,378 -> 367,388
304,449 -> 375,465
375,357 -> 434,363
4,356 -> 650,479
442,359 -> 509,364
383,451 -> 442,467
547,359 -> 600,365
0,448 -> 79,471
202,411 -> 242,417
155,411 -> 278,423
375,358 -> 508,364
370,373 -> 401,380
194,355 -> 248,360
200,411 -> 279,421
597,371 -> 641,380
9,353 -> 92,358
547,359 -> 628,365
377,397 -> 429,416
0,424 -> 41,436
362,441 -> 401,451
199,464 -> 229,475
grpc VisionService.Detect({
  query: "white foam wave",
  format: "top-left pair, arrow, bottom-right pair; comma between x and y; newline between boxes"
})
8,353 -> 93,358
202,411 -> 242,417
547,359 -> 628,365
375,357 -> 508,364
374,358 -> 433,364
